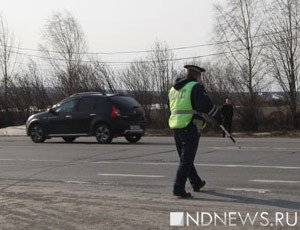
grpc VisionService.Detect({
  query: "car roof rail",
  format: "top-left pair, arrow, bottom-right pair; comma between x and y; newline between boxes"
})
107,91 -> 129,97
69,92 -> 104,97
68,91 -> 129,98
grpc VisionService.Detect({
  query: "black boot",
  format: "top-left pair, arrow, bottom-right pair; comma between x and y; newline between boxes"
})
193,180 -> 206,192
173,191 -> 192,198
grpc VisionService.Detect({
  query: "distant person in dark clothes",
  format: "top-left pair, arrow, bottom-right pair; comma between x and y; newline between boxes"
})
221,98 -> 234,137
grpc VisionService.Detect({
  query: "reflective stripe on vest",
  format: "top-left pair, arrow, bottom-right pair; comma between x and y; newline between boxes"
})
168,81 -> 198,129
171,110 -> 199,115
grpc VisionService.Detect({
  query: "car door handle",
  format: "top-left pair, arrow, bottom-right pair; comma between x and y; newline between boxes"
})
89,113 -> 96,117
65,115 -> 72,119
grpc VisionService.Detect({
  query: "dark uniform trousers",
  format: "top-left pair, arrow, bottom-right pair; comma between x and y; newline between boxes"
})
223,118 -> 232,137
173,123 -> 203,193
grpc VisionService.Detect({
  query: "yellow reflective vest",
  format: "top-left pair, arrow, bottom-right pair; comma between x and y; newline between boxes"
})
168,81 -> 198,129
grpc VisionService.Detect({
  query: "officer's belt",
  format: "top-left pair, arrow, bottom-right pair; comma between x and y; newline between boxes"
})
171,110 -> 201,115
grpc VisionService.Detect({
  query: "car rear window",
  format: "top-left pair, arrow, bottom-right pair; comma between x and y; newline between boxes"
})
110,96 -> 140,108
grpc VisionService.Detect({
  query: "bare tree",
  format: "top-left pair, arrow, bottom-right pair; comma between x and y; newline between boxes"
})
74,63 -> 102,92
183,59 -> 236,104
214,0 -> 267,130
202,61 -> 237,104
121,59 -> 154,121
0,14 -> 18,113
92,60 -> 119,93
39,10 -> 87,96
25,60 -> 51,110
8,60 -> 50,123
149,41 -> 177,127
264,0 -> 300,129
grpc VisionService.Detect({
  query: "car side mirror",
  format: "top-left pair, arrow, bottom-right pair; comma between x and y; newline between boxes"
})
48,108 -> 58,115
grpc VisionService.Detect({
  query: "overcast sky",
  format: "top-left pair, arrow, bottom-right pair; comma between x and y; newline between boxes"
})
1,0 -> 223,64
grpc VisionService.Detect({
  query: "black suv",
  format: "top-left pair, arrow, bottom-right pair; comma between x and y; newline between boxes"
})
26,92 -> 146,144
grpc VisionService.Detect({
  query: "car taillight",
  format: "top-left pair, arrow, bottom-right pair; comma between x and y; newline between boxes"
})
111,105 -> 121,118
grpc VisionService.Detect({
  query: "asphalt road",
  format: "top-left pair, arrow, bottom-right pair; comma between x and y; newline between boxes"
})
0,136 -> 299,229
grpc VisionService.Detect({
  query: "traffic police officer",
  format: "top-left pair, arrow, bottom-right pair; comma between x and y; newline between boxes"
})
168,64 -> 223,198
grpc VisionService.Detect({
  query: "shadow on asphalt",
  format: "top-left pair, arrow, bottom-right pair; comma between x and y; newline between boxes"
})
191,190 -> 300,210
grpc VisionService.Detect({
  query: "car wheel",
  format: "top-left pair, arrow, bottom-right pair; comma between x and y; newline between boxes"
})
125,134 -> 142,144
30,124 -> 46,143
95,124 -> 113,144
62,137 -> 77,143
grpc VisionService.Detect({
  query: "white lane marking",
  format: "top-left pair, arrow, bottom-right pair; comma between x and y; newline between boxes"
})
65,180 -> 89,184
64,181 -> 113,185
209,146 -> 300,151
250,179 -> 300,184
92,161 -> 177,165
97,173 -> 164,178
1,158 -> 299,170
0,158 -> 64,162
226,188 -> 269,194
91,161 -> 300,170
198,164 -> 299,170
30,159 -> 64,162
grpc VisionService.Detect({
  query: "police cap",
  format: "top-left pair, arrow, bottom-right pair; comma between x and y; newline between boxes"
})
184,65 -> 206,73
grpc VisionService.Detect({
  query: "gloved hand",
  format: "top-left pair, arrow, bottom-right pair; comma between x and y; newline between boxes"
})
212,109 -> 224,125
193,117 -> 206,133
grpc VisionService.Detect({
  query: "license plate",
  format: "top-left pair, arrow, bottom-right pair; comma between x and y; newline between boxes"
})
130,125 -> 140,130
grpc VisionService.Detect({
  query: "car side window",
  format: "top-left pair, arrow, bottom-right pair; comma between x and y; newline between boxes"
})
56,100 -> 76,113
77,97 -> 95,112
94,97 -> 109,112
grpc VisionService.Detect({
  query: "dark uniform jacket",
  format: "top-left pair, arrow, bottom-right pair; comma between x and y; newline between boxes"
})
221,104 -> 234,122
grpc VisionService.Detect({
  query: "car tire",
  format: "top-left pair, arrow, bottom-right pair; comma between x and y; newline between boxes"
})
62,137 -> 77,143
30,124 -> 46,143
95,124 -> 113,144
125,134 -> 142,144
